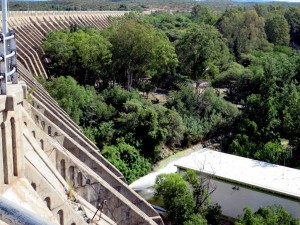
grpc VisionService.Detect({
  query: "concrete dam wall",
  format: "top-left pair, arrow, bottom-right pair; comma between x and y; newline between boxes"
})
0,11 -> 163,225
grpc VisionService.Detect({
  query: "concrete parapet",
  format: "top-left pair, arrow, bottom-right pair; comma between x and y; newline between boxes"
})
0,83 -> 26,186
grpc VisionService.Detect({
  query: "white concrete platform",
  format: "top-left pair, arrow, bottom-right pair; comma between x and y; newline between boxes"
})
175,150 -> 300,199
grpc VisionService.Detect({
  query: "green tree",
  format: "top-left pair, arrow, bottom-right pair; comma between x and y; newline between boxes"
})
102,141 -> 151,183
101,85 -> 142,111
285,8 -> 300,47
265,14 -> 290,46
282,83 -> 300,165
183,214 -> 207,225
143,12 -> 192,44
217,9 -> 270,58
205,204 -> 222,225
106,19 -> 178,89
42,28 -> 112,86
70,29 -> 112,86
254,141 -> 288,164
191,5 -> 217,25
101,86 -> 184,156
155,173 -> 196,225
212,62 -> 254,103
154,104 -> 185,148
42,30 -> 74,76
184,170 -> 216,214
236,206 -> 300,225
167,85 -> 239,144
44,76 -> 96,124
176,24 -> 231,86
116,99 -> 167,159
155,171 -> 220,225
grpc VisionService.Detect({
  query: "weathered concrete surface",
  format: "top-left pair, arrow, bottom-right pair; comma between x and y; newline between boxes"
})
0,80 -> 162,225
0,179 -> 57,225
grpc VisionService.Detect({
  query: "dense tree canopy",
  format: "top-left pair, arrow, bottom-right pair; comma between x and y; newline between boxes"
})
265,14 -> 290,45
42,5 -> 300,188
105,19 -> 178,90
42,29 -> 112,86
236,206 -> 299,225
285,8 -> 300,48
166,85 -> 239,144
155,173 -> 196,225
176,24 -> 231,83
217,9 -> 271,58
102,142 -> 151,183
191,5 -> 217,25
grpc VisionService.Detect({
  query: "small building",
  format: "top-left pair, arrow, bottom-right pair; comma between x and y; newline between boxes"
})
175,150 -> 300,220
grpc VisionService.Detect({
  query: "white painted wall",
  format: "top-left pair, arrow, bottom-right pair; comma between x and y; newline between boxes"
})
210,179 -> 300,219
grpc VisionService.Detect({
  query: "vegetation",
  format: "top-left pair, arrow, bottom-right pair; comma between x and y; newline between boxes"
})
155,170 -> 221,225
236,206 -> 299,225
42,4 -> 300,185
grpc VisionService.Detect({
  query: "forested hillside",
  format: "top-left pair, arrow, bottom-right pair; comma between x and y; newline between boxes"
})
40,4 -> 300,186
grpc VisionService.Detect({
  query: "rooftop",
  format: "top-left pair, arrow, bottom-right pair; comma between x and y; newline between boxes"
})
175,150 -> 300,199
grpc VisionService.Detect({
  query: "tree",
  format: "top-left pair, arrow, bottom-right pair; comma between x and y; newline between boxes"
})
154,104 -> 185,148
102,141 -> 151,183
44,76 -> 97,125
254,141 -> 288,164
116,99 -> 167,160
236,206 -> 300,225
42,28 -> 112,86
106,19 -> 178,90
155,173 -> 196,225
205,204 -> 222,225
212,62 -> 254,103
143,12 -> 192,44
176,24 -> 231,86
183,214 -> 207,225
100,85 -> 185,159
285,8 -> 300,47
166,84 -> 239,144
191,5 -> 217,25
265,14 -> 290,46
155,170 -> 220,225
217,9 -> 271,58
70,29 -> 112,86
281,83 -> 300,165
184,169 -> 216,214
42,30 -> 74,76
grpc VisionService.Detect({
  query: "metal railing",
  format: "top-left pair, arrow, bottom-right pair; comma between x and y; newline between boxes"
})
0,0 -> 17,94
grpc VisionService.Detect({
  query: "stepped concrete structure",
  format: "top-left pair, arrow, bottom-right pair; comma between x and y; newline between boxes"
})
0,11 -> 164,225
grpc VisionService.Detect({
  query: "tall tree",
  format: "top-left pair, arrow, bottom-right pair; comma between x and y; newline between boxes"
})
106,19 -> 178,90
70,29 -> 112,86
265,14 -> 290,46
176,24 -> 231,86
191,5 -> 217,25
285,8 -> 300,48
42,28 -> 112,86
217,9 -> 270,58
